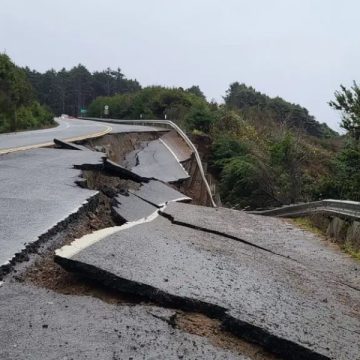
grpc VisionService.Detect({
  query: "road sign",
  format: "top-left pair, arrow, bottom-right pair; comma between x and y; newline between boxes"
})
104,105 -> 109,116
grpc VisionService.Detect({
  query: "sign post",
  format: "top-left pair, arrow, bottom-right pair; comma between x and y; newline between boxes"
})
104,105 -> 109,117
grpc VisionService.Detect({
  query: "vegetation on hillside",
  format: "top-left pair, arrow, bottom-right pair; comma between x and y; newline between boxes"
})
224,82 -> 337,139
0,54 -> 53,133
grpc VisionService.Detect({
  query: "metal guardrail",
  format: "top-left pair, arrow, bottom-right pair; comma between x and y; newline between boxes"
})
253,199 -> 360,221
79,117 -> 217,207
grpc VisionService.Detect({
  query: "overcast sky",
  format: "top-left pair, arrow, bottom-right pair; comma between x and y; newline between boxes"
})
1,0 -> 359,131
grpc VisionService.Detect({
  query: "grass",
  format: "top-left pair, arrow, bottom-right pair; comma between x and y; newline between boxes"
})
290,217 -> 326,237
343,243 -> 360,261
291,216 -> 360,261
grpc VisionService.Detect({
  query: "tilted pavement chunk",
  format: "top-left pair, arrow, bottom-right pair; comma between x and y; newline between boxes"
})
0,283 -> 244,360
161,202 -> 360,290
129,180 -> 191,207
112,181 -> 190,222
55,215 -> 360,360
113,192 -> 158,222
131,139 -> 190,183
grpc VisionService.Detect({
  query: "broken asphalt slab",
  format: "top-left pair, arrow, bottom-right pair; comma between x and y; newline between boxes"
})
113,192 -> 158,222
0,283 -> 245,360
161,202 -> 360,290
113,181 -> 190,222
129,180 -> 191,207
55,216 -> 360,360
0,148 -> 103,273
131,139 -> 190,183
104,158 -> 149,183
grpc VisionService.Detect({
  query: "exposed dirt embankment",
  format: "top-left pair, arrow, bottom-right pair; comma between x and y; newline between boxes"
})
83,132 -> 160,165
179,132 -> 219,207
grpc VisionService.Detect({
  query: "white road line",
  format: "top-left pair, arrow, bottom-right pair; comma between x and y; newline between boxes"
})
55,206 -> 163,259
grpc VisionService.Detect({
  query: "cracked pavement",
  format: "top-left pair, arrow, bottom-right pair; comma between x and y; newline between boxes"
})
1,124 -> 359,360
0,148 -> 103,269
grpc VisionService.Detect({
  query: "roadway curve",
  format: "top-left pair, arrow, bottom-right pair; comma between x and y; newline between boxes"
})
0,117 -> 161,154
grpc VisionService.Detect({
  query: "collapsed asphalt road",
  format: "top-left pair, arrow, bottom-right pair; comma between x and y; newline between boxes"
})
0,123 -> 190,276
1,123 -> 359,359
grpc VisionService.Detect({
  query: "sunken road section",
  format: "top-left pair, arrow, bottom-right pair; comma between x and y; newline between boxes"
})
55,206 -> 360,360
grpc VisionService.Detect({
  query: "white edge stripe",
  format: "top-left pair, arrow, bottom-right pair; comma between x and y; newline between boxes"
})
157,197 -> 192,207
55,206 -> 164,259
159,138 -> 181,162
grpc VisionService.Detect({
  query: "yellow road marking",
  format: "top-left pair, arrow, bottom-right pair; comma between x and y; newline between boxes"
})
0,126 -> 112,155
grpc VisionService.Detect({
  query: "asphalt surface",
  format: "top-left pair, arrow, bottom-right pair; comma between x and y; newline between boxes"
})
56,215 -> 360,360
161,202 -> 360,290
129,180 -> 191,207
131,139 -> 190,183
0,117 -> 163,153
0,148 -> 102,268
0,283 -> 244,360
113,181 -> 190,222
113,192 -> 158,222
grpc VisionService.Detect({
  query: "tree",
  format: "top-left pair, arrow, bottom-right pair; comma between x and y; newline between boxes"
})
186,85 -> 206,100
0,54 -> 53,132
224,82 -> 337,138
185,104 -> 215,132
329,82 -> 360,140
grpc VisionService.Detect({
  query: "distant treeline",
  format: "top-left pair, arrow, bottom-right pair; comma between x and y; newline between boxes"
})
24,65 -> 141,117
